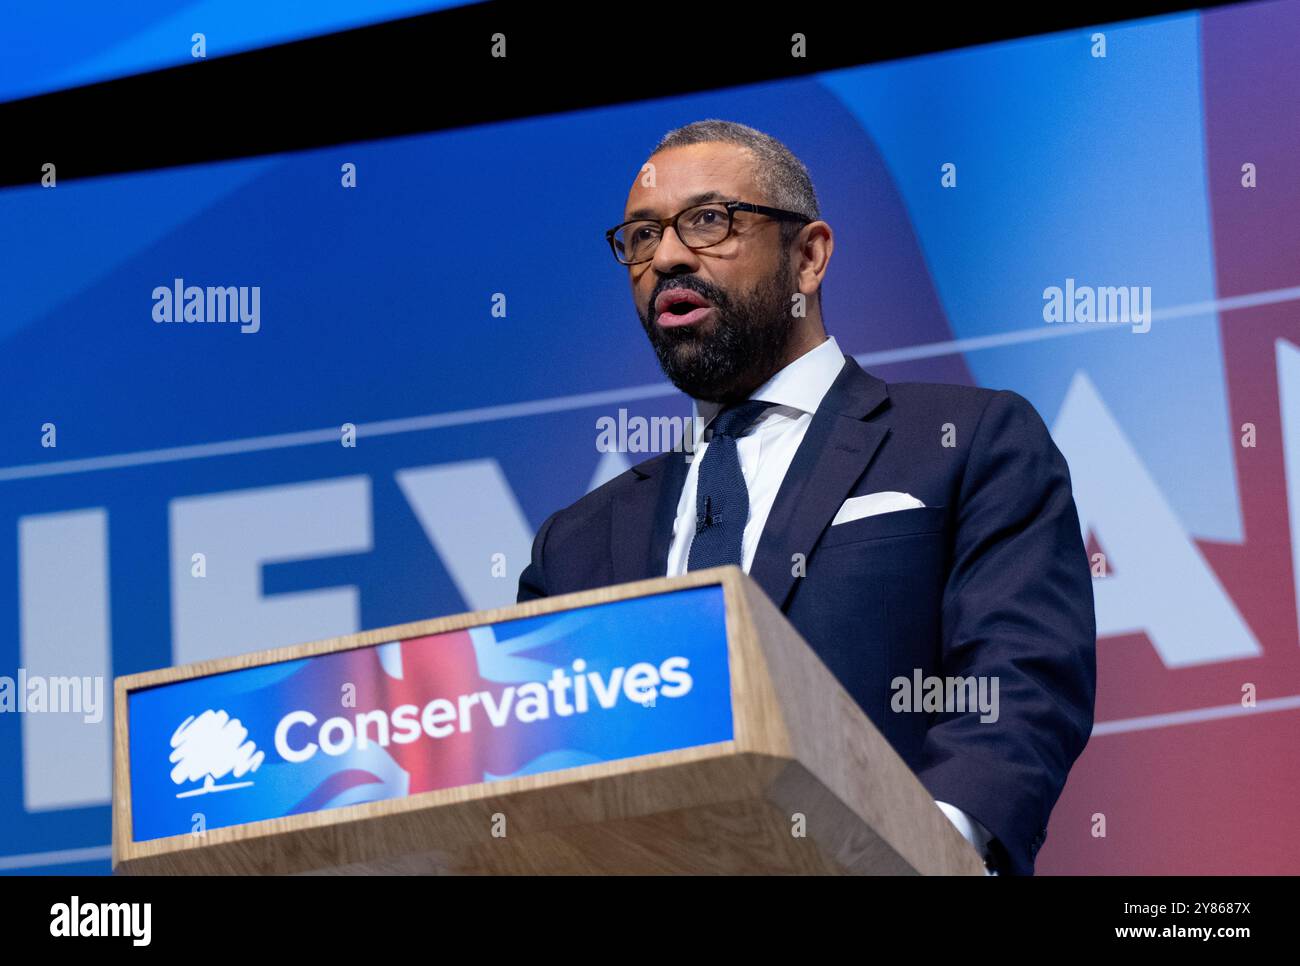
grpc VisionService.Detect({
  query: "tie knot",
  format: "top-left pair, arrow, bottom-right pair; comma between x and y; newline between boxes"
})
708,399 -> 775,440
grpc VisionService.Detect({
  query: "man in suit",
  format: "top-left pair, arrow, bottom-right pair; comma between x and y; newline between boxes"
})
517,120 -> 1096,875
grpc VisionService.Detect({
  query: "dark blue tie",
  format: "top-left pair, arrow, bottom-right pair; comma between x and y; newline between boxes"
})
686,399 -> 776,571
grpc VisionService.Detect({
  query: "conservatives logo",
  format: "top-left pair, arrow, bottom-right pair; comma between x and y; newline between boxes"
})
170,709 -> 264,798
274,655 -> 694,763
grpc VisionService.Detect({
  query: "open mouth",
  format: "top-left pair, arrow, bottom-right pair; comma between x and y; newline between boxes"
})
655,290 -> 715,328
656,303 -> 714,327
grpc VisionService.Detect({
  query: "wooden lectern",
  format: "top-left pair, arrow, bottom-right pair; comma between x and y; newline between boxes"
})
113,565 -> 986,875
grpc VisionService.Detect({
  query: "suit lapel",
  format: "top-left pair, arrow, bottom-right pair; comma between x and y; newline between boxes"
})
747,355 -> 890,611
610,446 -> 690,585
609,354 -> 890,605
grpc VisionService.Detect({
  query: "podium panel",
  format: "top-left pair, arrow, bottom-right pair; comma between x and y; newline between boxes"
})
113,566 -> 985,875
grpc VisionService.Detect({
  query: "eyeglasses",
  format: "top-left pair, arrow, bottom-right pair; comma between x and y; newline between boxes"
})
605,200 -> 812,265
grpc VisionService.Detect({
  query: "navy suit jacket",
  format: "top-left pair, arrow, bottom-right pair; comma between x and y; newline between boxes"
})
516,352 -> 1097,875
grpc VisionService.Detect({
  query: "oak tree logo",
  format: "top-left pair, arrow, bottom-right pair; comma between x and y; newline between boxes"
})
170,709 -> 264,798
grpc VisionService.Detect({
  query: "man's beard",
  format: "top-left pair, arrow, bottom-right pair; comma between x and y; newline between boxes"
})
638,256 -> 797,404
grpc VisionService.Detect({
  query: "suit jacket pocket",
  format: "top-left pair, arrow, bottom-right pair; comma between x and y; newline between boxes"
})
817,504 -> 948,549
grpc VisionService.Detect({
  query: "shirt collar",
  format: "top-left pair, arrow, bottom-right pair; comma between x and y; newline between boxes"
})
692,334 -> 844,434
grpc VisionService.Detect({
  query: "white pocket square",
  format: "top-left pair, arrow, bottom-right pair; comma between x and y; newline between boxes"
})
831,491 -> 926,526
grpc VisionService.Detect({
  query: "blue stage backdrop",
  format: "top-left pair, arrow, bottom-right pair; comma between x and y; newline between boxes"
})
0,1 -> 465,103
2,0 -> 1299,874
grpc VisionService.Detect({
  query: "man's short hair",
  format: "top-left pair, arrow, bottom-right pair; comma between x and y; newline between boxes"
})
650,120 -> 823,312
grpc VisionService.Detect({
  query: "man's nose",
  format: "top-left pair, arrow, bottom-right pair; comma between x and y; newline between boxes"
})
651,223 -> 698,271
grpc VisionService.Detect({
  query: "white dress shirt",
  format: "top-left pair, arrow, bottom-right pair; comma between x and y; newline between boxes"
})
666,333 -> 997,874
